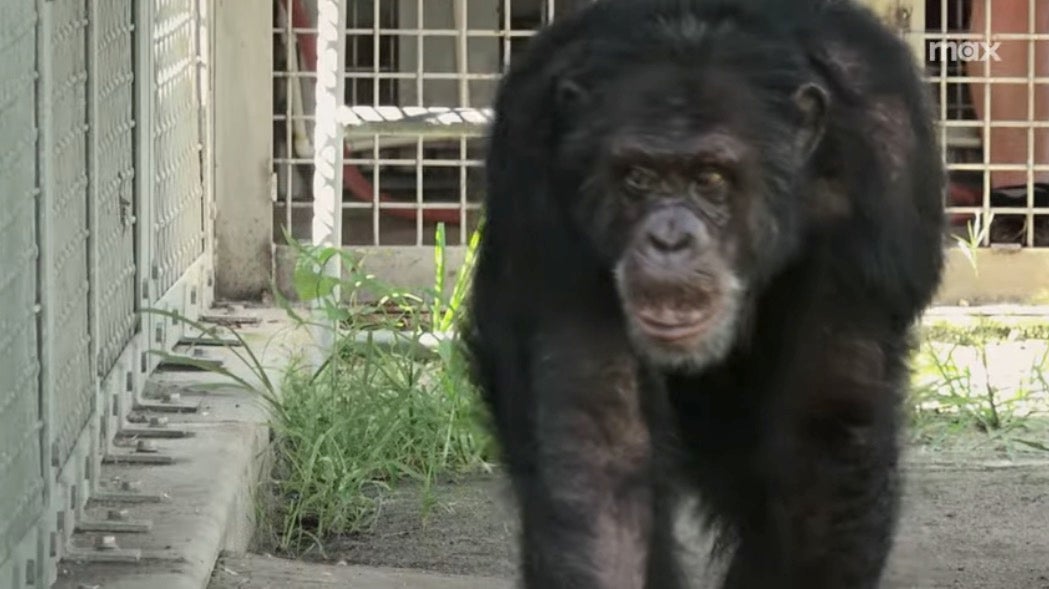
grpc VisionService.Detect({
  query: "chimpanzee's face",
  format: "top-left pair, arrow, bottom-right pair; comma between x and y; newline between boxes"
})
555,61 -> 827,371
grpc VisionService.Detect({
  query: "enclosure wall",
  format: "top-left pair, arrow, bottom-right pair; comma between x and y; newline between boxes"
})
0,1 -> 213,586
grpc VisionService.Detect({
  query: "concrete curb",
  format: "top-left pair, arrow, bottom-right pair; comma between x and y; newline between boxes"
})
53,413 -> 270,589
212,554 -> 514,589
51,309 -> 292,589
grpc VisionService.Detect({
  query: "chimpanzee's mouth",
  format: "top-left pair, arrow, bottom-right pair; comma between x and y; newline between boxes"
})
632,306 -> 713,343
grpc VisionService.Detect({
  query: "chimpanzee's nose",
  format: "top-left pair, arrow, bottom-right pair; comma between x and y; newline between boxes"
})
648,221 -> 692,252
642,207 -> 708,261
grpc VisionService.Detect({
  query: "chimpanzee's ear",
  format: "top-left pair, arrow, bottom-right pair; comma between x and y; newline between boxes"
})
555,78 -> 590,112
793,81 -> 829,158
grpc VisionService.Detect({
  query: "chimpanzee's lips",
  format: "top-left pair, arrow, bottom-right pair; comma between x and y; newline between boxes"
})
633,306 -> 710,342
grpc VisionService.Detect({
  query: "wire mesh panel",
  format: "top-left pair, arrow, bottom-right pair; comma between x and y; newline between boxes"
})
92,0 -> 138,376
42,0 -> 96,467
151,0 -> 206,298
917,0 -> 1048,247
275,0 -> 1047,252
272,0 -> 590,248
0,0 -> 43,570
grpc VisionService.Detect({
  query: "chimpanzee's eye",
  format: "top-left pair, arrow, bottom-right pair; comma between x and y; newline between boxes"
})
688,168 -> 729,202
623,166 -> 659,193
694,169 -> 727,191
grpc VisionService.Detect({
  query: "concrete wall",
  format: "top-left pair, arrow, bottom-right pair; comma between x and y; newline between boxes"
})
213,0 -> 274,300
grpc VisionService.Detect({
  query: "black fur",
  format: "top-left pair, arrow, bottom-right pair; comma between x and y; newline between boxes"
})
464,1 -> 947,587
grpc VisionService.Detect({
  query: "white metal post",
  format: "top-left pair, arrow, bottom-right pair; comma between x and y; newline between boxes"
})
35,0 -> 57,519
135,0 -> 157,385
311,0 -> 347,355
86,0 -> 103,496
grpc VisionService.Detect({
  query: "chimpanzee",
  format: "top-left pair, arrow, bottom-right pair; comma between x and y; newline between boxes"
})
463,1 -> 947,587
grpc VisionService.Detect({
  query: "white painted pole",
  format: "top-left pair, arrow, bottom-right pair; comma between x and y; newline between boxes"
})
310,0 -> 347,358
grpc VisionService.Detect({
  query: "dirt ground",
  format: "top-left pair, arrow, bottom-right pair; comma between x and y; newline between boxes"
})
211,448 -> 1049,589
206,314 -> 1049,587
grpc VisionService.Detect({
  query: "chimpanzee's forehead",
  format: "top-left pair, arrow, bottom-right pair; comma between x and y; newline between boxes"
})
598,62 -> 763,133
606,127 -> 749,168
